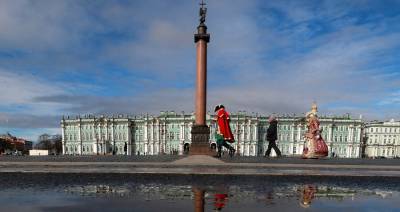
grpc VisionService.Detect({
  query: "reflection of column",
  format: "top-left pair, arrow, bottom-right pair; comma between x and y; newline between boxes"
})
193,188 -> 205,212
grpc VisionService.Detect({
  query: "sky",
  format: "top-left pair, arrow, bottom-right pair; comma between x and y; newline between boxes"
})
0,0 -> 399,141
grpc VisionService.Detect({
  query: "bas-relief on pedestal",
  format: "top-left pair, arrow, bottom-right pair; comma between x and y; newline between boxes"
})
190,125 -> 212,155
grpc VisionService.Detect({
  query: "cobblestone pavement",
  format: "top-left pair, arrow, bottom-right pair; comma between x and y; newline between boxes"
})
0,155 -> 184,162
1,155 -> 400,166
220,155 -> 400,165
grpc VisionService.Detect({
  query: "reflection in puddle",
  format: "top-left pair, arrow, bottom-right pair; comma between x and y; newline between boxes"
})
1,174 -> 400,211
300,185 -> 316,208
61,183 -> 399,211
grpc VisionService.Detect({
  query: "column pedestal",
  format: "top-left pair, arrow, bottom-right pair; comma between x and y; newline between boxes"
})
190,125 -> 213,155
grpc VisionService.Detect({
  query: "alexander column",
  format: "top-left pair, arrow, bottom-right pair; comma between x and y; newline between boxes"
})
190,1 -> 212,155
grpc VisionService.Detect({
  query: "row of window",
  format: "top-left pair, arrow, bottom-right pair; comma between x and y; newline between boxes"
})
369,134 -> 398,138
369,138 -> 398,145
65,133 -> 128,141
65,125 -> 128,133
369,127 -> 399,133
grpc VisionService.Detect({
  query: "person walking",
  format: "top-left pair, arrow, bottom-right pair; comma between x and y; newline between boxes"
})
214,104 -> 236,158
265,115 -> 282,157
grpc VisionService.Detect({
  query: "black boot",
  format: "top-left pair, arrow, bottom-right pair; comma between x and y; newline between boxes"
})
214,148 -> 222,158
229,148 -> 236,157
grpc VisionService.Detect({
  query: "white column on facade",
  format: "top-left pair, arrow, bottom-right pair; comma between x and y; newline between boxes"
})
328,124 -> 333,142
253,124 -> 257,142
157,122 -> 161,154
97,123 -> 101,153
127,123 -> 132,155
111,122 -> 114,153
396,146 -> 400,157
92,122 -> 96,154
150,143 -> 153,155
247,122 -> 251,141
297,124 -> 302,141
144,123 -> 148,155
150,123 -> 154,142
241,125 -> 245,142
179,123 -> 184,155
144,123 -> 148,141
61,123 -> 66,155
180,123 -> 184,140
163,123 -> 167,154
348,126 -> 352,143
179,143 -> 183,155
105,121 -> 108,144
347,145 -> 351,158
78,122 -> 82,155
291,124 -> 295,142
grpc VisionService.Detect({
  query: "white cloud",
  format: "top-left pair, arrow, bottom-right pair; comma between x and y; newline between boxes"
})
0,0 -> 399,135
0,68 -> 81,116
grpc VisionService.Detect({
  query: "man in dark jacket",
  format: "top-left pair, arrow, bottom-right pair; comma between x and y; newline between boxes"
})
265,116 -> 282,157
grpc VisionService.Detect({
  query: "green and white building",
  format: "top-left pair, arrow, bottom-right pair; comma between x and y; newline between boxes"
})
364,119 -> 400,158
61,112 -> 363,158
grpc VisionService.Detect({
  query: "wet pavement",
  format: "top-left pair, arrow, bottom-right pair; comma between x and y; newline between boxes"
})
0,155 -> 184,162
1,156 -> 400,211
1,173 -> 400,211
0,155 -> 399,166
1,155 -> 400,177
220,155 -> 400,166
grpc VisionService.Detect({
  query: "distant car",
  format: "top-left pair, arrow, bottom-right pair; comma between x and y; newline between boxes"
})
376,156 -> 386,159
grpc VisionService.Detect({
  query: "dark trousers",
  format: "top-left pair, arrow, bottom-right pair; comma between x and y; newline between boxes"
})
218,140 -> 234,155
265,140 -> 281,157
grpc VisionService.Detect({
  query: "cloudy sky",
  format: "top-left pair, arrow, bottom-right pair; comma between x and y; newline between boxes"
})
0,0 -> 399,141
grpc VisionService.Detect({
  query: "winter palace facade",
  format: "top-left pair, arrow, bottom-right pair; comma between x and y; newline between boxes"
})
61,111 -> 366,158
363,119 -> 400,158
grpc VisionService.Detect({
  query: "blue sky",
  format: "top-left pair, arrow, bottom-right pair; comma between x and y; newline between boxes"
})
0,0 -> 399,141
